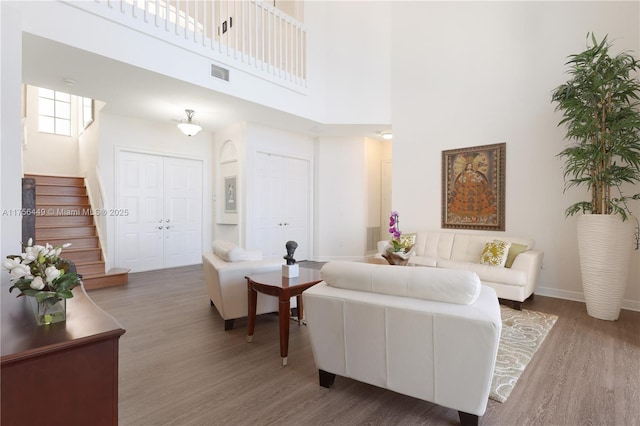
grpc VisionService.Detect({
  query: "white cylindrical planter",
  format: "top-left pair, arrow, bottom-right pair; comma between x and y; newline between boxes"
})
577,214 -> 634,320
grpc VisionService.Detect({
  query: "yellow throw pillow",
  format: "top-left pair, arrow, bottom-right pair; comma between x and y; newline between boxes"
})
505,243 -> 528,268
400,233 -> 416,248
480,240 -> 512,267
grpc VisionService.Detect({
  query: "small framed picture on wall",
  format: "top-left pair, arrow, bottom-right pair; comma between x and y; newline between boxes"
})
224,176 -> 237,213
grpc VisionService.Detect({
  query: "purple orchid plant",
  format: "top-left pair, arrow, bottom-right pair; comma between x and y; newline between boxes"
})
388,211 -> 405,252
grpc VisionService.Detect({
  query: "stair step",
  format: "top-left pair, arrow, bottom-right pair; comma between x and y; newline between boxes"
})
36,225 -> 96,239
25,174 -> 84,187
36,195 -> 89,205
39,236 -> 100,249
36,215 -> 94,227
83,268 -> 129,290
35,204 -> 92,216
62,248 -> 103,263
35,184 -> 87,196
75,261 -> 105,276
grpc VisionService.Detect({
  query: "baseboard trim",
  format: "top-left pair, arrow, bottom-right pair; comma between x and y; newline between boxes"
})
536,286 -> 640,312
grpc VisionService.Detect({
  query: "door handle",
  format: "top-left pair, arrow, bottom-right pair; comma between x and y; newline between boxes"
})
165,225 -> 172,230
157,226 -> 163,230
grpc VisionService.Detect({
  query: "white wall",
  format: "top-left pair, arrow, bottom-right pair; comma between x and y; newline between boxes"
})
97,113 -> 214,268
0,3 -> 23,265
391,1 -> 640,309
22,85 -> 79,176
310,1 -> 392,124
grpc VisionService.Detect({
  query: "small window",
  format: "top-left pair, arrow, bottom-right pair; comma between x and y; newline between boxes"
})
81,97 -> 94,130
38,88 -> 72,136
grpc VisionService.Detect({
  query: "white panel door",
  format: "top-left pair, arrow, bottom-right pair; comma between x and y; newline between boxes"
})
282,157 -> 310,261
253,153 -> 310,261
118,151 -> 164,272
254,153 -> 284,258
163,156 -> 203,268
117,152 -> 203,272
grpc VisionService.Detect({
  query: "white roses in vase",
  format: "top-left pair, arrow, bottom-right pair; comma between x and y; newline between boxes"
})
3,238 -> 81,304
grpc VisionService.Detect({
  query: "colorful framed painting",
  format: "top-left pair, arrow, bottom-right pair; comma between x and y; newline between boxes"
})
442,142 -> 506,231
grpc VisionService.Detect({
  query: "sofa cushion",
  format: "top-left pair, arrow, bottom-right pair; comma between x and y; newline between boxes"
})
321,261 -> 481,305
438,259 -> 528,287
413,231 -> 456,260
480,240 -> 511,267
212,240 -> 263,262
505,243 -> 528,268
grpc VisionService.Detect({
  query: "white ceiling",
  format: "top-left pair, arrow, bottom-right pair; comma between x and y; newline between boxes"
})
22,33 -> 390,140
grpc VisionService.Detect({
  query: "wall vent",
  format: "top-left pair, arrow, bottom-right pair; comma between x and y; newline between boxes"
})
211,64 -> 230,81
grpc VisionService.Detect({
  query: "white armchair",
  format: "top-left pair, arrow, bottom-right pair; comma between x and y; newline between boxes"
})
202,240 -> 295,330
303,261 -> 501,426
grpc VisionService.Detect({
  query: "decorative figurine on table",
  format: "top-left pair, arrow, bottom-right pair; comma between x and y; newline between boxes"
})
282,240 -> 299,277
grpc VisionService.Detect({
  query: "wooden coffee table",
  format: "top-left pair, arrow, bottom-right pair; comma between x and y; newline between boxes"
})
245,267 -> 322,366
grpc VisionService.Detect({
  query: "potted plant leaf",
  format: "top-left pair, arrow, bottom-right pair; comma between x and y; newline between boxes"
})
551,33 -> 640,320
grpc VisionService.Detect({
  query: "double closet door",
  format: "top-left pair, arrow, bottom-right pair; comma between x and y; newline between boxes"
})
253,152 -> 310,261
117,151 -> 203,272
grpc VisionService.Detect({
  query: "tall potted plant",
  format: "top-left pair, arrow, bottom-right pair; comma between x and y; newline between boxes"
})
551,34 -> 640,320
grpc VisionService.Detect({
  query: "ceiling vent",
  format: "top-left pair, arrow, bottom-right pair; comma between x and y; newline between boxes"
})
211,64 -> 230,81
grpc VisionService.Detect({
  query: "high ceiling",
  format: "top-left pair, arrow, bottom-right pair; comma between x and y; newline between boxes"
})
22,33 -> 389,140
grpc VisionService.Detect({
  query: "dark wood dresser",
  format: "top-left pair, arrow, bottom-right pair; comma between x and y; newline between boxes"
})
1,284 -> 125,425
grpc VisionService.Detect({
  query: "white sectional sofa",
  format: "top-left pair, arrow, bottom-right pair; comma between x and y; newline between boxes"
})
303,261 -> 501,426
202,240 -> 294,330
377,231 -> 543,308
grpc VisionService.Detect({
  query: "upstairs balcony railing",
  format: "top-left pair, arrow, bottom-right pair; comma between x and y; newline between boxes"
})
66,0 -> 307,91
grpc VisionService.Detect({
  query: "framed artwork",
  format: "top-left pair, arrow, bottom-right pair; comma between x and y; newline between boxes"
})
224,176 -> 237,213
442,142 -> 506,231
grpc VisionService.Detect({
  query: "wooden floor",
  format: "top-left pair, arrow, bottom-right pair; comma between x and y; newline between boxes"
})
88,265 -> 640,426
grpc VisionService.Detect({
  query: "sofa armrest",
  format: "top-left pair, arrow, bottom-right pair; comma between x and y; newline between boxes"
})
510,249 -> 544,295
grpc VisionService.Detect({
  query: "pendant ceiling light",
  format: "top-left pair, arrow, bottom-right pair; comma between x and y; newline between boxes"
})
177,109 -> 202,137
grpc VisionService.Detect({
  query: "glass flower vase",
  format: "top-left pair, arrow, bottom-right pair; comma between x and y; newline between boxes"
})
30,297 -> 66,325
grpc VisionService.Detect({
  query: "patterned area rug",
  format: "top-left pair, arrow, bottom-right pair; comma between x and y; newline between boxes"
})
490,305 -> 558,403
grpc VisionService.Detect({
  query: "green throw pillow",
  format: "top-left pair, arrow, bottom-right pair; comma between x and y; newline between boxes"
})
505,243 -> 528,268
480,240 -> 511,267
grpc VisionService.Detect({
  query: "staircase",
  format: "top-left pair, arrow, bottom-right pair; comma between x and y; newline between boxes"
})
25,174 -> 129,290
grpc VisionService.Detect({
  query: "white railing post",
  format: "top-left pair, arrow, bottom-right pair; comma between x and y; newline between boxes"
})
241,0 -> 246,63
278,14 -> 283,78
232,0 -> 237,59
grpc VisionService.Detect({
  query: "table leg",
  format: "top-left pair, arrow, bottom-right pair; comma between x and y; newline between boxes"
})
247,281 -> 257,343
296,295 -> 304,326
279,297 -> 291,366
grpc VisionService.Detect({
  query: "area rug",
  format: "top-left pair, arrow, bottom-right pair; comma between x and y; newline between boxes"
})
489,305 -> 558,403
